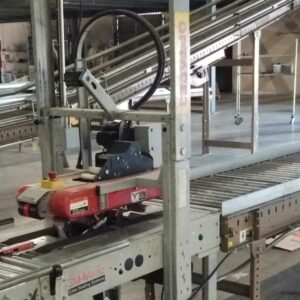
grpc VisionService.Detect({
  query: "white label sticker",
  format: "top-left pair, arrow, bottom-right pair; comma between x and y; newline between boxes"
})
70,200 -> 88,214
240,229 -> 247,243
177,169 -> 188,208
131,190 -> 146,203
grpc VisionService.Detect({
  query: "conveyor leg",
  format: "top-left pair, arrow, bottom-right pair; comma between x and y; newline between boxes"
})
203,81 -> 211,155
251,30 -> 261,154
250,240 -> 265,300
145,280 -> 155,300
106,287 -> 121,300
94,287 -> 120,300
202,251 -> 218,300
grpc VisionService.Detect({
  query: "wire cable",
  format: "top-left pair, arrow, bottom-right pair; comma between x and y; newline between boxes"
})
218,226 -> 299,282
188,251 -> 233,300
160,286 -> 164,300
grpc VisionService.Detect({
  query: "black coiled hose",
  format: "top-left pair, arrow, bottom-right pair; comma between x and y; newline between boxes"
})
75,9 -> 166,110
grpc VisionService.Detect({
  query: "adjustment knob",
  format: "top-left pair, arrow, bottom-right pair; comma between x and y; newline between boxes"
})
48,171 -> 57,181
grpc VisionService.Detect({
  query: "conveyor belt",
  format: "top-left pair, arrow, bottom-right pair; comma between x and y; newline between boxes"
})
191,152 -> 300,216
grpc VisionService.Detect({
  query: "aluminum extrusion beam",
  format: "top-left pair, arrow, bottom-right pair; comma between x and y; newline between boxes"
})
31,0 -> 66,176
162,0 -> 191,299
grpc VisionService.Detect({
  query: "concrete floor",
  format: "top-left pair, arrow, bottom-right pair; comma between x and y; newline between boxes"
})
2,95 -> 300,299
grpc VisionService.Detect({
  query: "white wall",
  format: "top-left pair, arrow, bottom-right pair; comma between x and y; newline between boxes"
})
0,22 -> 29,51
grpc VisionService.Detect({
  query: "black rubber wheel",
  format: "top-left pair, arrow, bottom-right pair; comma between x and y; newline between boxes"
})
235,116 -> 243,126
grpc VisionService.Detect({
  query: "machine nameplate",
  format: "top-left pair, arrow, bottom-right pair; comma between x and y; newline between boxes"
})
68,275 -> 105,296
131,190 -> 146,203
70,199 -> 89,215
67,266 -> 105,296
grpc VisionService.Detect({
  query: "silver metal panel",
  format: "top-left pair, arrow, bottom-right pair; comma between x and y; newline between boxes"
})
134,124 -> 162,169
0,206 -> 219,299
47,107 -> 170,123
79,69 -> 118,118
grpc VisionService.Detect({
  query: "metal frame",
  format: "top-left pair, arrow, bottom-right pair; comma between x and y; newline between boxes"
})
291,38 -> 299,124
31,0 -> 67,176
56,0 -> 67,107
203,30 -> 261,154
21,1 -> 300,300
236,35 -> 299,127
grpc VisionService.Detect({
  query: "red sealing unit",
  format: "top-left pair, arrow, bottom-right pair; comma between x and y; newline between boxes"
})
49,183 -> 161,220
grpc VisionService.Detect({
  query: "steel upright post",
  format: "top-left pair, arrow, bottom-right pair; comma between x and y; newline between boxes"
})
236,41 -> 242,119
203,81 -> 210,154
163,0 -> 191,299
202,251 -> 218,300
291,38 -> 298,124
251,30 -> 261,154
57,0 -> 67,107
211,0 -> 217,114
30,0 -> 66,176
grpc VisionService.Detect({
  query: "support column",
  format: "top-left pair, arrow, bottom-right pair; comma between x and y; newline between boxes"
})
211,0 -> 217,113
30,0 -> 66,177
163,0 -> 191,299
202,81 -> 210,154
251,30 -> 261,154
56,0 -> 67,107
291,38 -> 298,125
236,40 -> 242,119
202,252 -> 218,300
250,240 -> 265,300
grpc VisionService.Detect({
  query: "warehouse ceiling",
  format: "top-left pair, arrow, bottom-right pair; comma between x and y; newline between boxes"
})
0,0 -> 205,22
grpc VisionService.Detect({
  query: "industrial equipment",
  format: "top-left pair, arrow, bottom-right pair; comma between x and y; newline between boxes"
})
2,1 -> 300,300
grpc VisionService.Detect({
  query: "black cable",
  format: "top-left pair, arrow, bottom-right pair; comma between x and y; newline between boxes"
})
160,286 -> 164,300
218,226 -> 299,282
188,251 -> 233,300
74,9 -> 165,110
78,0 -> 83,30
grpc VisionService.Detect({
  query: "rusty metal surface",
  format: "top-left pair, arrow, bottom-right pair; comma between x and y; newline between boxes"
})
0,124 -> 38,146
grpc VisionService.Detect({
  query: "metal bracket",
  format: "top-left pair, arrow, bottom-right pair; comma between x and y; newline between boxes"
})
79,69 -> 118,119
50,265 -> 63,296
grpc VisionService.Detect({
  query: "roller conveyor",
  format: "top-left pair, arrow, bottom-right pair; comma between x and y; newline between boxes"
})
191,152 -> 300,216
0,256 -> 47,282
